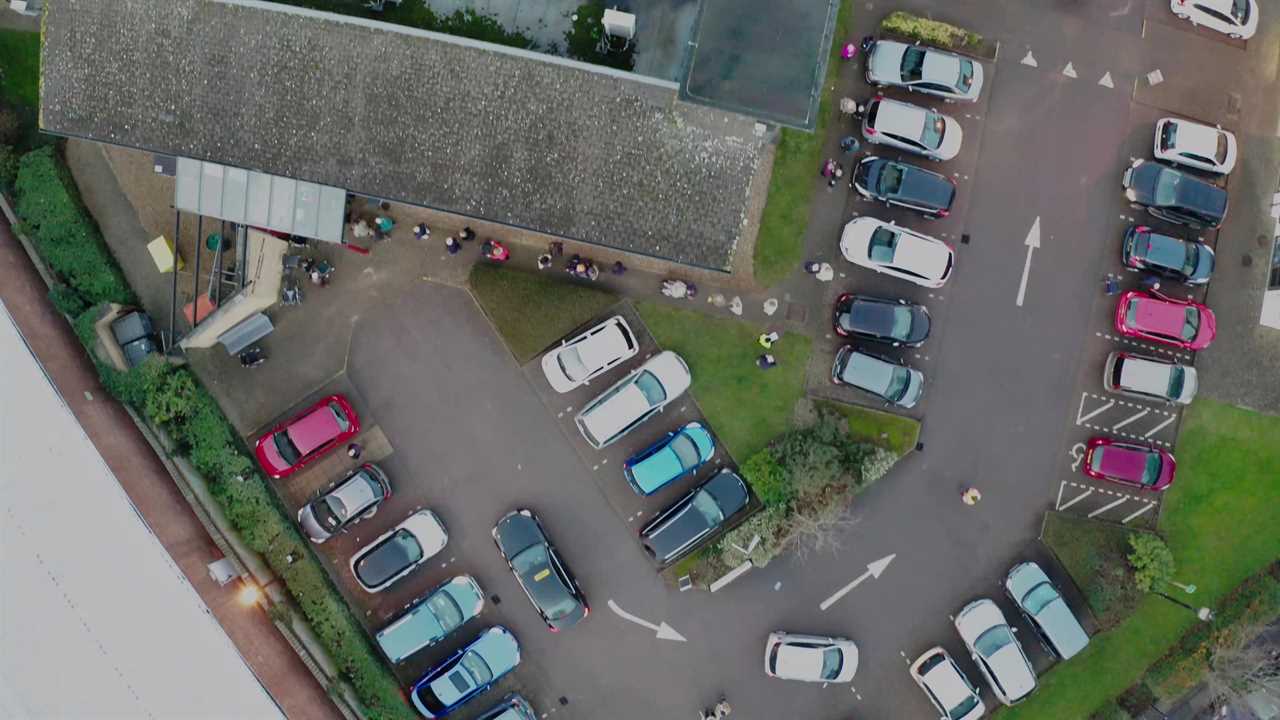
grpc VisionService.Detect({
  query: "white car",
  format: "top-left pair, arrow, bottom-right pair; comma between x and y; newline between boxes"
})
839,217 -> 955,288
1103,352 -> 1198,405
866,40 -> 983,102
1154,117 -> 1237,175
862,96 -> 963,162
763,631 -> 859,683
909,647 -> 986,720
954,599 -> 1037,706
349,510 -> 448,593
574,351 -> 690,449
1170,0 -> 1258,39
540,315 -> 638,393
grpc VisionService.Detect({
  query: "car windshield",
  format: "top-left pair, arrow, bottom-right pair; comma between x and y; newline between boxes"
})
459,650 -> 493,687
921,112 -> 945,149
1215,132 -> 1230,164
1168,367 -> 1186,398
886,367 -> 911,402
901,47 -> 926,81
1125,299 -> 1140,327
273,431 -> 301,466
958,58 -> 975,88
950,695 -> 981,720
889,306 -> 914,340
1153,168 -> 1181,206
634,371 -> 667,406
1230,0 -> 1250,23
691,489 -> 725,526
974,626 -> 1013,657
316,495 -> 348,531
328,401 -> 351,432
670,434 -> 700,469
426,590 -> 464,632
557,347 -> 589,381
820,648 -> 844,680
878,163 -> 905,194
1159,122 -> 1177,151
1181,243 -> 1201,275
1181,307 -> 1199,340
868,227 -> 899,263
1142,453 -> 1164,486
1021,582 -> 1059,615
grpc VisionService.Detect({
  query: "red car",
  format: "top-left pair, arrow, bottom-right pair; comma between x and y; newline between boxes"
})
1082,437 -> 1176,491
255,394 -> 360,478
1114,291 -> 1215,350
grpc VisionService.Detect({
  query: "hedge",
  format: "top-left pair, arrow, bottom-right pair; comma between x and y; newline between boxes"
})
880,11 -> 982,50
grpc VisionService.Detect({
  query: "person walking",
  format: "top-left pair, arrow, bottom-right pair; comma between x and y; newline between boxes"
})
537,253 -> 553,270
412,222 -> 430,240
962,487 -> 982,506
460,226 -> 477,242
611,260 -> 627,275
758,331 -> 779,349
839,136 -> 859,153
347,443 -> 362,460
445,236 -> 461,255
714,698 -> 732,718
757,354 -> 777,370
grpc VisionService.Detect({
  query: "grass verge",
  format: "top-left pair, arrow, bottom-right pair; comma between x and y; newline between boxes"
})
635,300 -> 810,460
1042,512 -> 1148,629
0,29 -> 40,109
469,264 -> 619,364
751,0 -> 851,288
1000,400 -> 1280,719
821,400 -> 920,456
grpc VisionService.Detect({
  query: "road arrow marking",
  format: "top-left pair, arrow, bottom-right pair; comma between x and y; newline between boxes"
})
607,599 -> 686,641
1020,50 -> 1038,67
1063,62 -> 1078,78
819,554 -> 896,611
1016,217 -> 1041,307
1098,71 -> 1115,88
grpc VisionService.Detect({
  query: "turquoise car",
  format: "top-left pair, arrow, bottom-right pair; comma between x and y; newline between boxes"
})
376,575 -> 485,664
622,421 -> 715,496
1004,561 -> 1090,661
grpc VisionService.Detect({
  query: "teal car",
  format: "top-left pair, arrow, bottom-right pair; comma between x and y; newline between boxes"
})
375,575 -> 485,664
622,421 -> 716,496
1004,561 -> 1089,661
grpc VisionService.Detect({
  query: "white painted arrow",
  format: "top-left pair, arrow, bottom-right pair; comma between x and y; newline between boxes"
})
1063,62 -> 1078,78
1020,50 -> 1038,67
819,554 -> 896,611
607,599 -> 687,641
1098,71 -> 1115,88
1016,217 -> 1041,307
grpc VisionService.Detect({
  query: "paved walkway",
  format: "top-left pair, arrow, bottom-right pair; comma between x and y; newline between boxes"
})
0,218 -> 345,720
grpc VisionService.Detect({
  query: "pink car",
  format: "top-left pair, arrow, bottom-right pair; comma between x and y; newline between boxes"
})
1114,291 -> 1215,351
1082,437 -> 1176,491
255,394 -> 360,479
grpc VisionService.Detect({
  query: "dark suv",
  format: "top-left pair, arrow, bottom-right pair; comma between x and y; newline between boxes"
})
1122,160 -> 1227,229
640,469 -> 749,566
1121,225 -> 1214,285
852,156 -> 956,218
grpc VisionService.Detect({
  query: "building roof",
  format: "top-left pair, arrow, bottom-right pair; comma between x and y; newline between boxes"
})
40,0 -> 768,270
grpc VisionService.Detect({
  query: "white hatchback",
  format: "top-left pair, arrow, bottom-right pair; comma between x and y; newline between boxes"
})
909,646 -> 986,720
1170,0 -> 1258,39
574,351 -> 690,449
954,599 -> 1037,706
1154,117 -> 1237,175
540,315 -> 638,393
350,510 -> 448,593
764,631 -> 859,683
862,96 -> 963,162
840,217 -> 955,288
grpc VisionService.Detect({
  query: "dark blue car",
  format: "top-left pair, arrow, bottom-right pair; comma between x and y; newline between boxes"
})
622,421 -> 716,496
411,626 -> 520,718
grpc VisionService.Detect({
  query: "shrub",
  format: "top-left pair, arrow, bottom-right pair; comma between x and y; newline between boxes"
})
1116,682 -> 1156,716
48,284 -> 89,316
717,506 -> 789,568
741,448 -> 790,508
880,11 -> 982,50
1128,534 -> 1176,593
0,106 -> 20,145
1090,700 -> 1134,720
859,447 -> 897,487
0,143 -> 17,189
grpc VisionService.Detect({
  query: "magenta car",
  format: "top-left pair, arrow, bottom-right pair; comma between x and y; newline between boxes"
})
1114,291 -> 1215,351
1082,437 -> 1175,491
255,394 -> 360,479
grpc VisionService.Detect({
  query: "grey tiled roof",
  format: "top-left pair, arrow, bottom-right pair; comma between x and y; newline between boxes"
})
40,0 -> 767,270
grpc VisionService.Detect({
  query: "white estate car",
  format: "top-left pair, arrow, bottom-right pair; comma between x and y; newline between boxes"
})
1154,117 -> 1237,175
764,631 -> 859,683
866,40 -> 983,102
1104,351 -> 1198,405
1169,0 -> 1258,39
574,351 -> 691,449
840,217 -> 955,288
909,647 -> 986,720
862,96 -> 963,162
349,510 -> 448,593
955,599 -> 1037,706
540,315 -> 638,393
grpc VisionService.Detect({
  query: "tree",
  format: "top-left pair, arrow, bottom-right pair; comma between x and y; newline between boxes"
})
1127,533 -> 1176,593
1204,622 -> 1280,714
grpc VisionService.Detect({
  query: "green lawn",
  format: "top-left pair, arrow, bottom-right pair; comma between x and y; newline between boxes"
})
468,264 -> 619,363
751,0 -> 851,288
1000,400 -> 1280,719
635,301 -> 810,460
0,29 -> 40,109
821,400 -> 920,457
1042,512 -> 1147,629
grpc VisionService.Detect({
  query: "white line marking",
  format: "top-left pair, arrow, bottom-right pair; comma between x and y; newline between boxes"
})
1020,50 -> 1038,67
1062,62 -> 1078,78
1078,396 -> 1115,424
1122,503 -> 1157,524
1144,415 -> 1177,437
1016,217 -> 1041,307
819,555 -> 896,611
1058,489 -> 1093,510
1089,496 -> 1129,518
1111,408 -> 1150,430
1098,71 -> 1115,88
1055,481 -> 1066,510
1069,442 -> 1087,472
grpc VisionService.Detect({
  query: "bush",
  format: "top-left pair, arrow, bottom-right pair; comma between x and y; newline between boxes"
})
880,11 -> 982,50
0,143 -> 17,189
1042,512 -> 1147,628
1090,700 -> 1134,720
717,506 -> 789,568
1116,682 -> 1156,716
741,449 -> 789,508
1129,534 -> 1176,593
48,284 -> 89,316
0,106 -> 20,145
859,447 -> 897,487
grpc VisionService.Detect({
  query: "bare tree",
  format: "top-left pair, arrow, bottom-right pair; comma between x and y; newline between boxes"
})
1204,621 -> 1280,715
786,502 -> 861,563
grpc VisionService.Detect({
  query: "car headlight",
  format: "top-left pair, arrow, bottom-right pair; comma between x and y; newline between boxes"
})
1125,188 -> 1138,201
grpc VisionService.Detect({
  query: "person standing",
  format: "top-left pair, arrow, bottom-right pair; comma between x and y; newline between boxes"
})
962,487 -> 982,506
444,236 -> 461,255
460,226 -> 477,242
757,354 -> 777,370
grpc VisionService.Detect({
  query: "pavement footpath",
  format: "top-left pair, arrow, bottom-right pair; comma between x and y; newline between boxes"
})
0,216 -> 345,720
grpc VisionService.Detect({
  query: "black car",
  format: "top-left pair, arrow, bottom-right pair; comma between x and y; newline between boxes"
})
833,294 -> 931,347
640,469 -> 749,566
492,509 -> 588,631
1121,225 -> 1215,285
851,156 -> 956,218
1122,160 -> 1227,228
110,309 -> 160,368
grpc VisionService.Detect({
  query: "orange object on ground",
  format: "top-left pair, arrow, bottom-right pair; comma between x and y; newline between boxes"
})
183,295 -> 217,325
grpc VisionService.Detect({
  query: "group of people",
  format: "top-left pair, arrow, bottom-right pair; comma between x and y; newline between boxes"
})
697,698 -> 732,720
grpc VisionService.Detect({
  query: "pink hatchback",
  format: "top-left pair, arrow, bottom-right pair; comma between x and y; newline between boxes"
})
1082,437 -> 1176,491
255,394 -> 360,479
1115,291 -> 1215,351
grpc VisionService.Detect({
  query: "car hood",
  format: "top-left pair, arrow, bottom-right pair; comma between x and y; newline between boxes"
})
920,661 -> 981,716
1192,306 -> 1216,349
838,217 -> 878,261
1123,161 -> 1162,201
494,513 -> 542,557
988,643 -> 1037,700
935,115 -> 963,160
1177,366 -> 1199,403
470,627 -> 520,675
897,234 -> 954,280
256,433 -> 289,476
1189,244 -> 1215,282
645,351 -> 692,397
297,503 -> 331,542
1005,562 -> 1048,600
955,599 -> 1004,644
1034,597 -> 1090,659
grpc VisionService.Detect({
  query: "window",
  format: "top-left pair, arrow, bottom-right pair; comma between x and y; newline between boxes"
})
901,47 -> 926,81
1269,234 -> 1280,290
868,227 -> 899,263
1158,122 -> 1177,152
1154,169 -> 1181,206
1215,133 -> 1230,164
1181,307 -> 1200,341
633,371 -> 667,406
958,59 -> 975,89
921,112 -> 946,150
1194,4 -> 1234,24
879,164 -> 905,195
1229,0 -> 1250,24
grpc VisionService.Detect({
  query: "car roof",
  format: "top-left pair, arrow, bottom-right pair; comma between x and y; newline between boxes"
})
893,233 -> 951,277
840,351 -> 895,393
376,579 -> 477,661
920,654 -> 975,711
573,321 -> 631,370
843,298 -> 898,335
580,383 -> 653,444
873,98 -> 926,137
1118,355 -> 1176,397
630,436 -> 693,494
288,403 -> 343,456
1131,296 -> 1190,336
1095,443 -> 1152,480
1173,173 -> 1228,214
1137,231 -> 1188,271
1165,118 -> 1220,154
896,165 -> 955,207
775,643 -> 826,678
921,50 -> 961,85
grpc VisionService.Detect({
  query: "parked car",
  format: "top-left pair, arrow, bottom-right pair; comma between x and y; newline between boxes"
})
1103,352 -> 1198,405
862,96 -> 963,162
833,293 -> 931,347
865,40 -> 983,101
410,626 -> 520,718
1122,159 -> 1227,228
852,156 -> 956,218
1154,117 -> 1237,175
1121,225 -> 1215,285
954,599 -> 1038,706
1004,562 -> 1090,661
540,315 -> 638,393
1169,0 -> 1258,39
350,510 -> 448,593
839,217 -> 955,288
908,647 -> 986,720
254,394 -> 360,479
375,575 -> 485,664
492,509 -> 588,631
1083,437 -> 1176,491
574,351 -> 691,449
831,346 -> 925,409
1114,291 -> 1216,350
475,694 -> 537,720
640,468 -> 749,565
297,463 -> 392,543
110,309 -> 161,368
622,421 -> 716,496
763,631 -> 859,683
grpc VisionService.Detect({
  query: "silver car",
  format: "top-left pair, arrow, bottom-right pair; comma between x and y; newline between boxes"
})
574,351 -> 690,449
954,599 -> 1037,705
866,40 -> 983,102
1103,352 -> 1198,405
862,96 -> 963,162
909,646 -> 986,720
297,463 -> 392,543
832,346 -> 924,409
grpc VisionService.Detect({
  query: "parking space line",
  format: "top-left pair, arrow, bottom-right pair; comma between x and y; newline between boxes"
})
1111,408 -> 1149,430
1055,481 -> 1066,510
1122,503 -> 1157,524
1058,488 -> 1093,510
1088,496 -> 1128,518
1081,421 -> 1172,447
1144,415 -> 1177,437
1077,394 -> 1115,424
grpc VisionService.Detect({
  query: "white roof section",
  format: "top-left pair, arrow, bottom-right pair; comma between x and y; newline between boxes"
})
0,302 -> 284,720
174,157 -> 346,243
